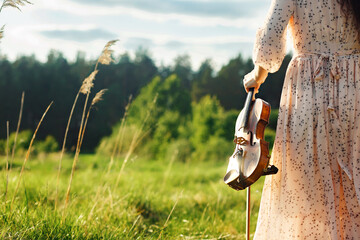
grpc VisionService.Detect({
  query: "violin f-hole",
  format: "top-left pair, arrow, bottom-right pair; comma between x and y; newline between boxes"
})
248,131 -> 256,146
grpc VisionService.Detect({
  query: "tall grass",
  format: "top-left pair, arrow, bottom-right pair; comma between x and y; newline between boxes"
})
62,40 -> 117,221
4,121 -> 9,207
10,101 -> 53,210
55,91 -> 79,210
114,94 -> 158,189
107,95 -> 132,175
9,91 -> 24,170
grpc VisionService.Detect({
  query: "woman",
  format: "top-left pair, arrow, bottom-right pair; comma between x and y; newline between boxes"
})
243,0 -> 360,239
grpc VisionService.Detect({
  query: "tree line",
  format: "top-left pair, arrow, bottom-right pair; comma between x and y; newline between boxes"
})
0,49 -> 291,152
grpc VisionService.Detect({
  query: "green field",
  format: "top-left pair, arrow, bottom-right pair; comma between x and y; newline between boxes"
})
1,154 -> 264,239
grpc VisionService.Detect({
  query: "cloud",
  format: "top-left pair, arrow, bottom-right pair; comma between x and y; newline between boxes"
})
70,0 -> 263,19
164,41 -> 185,48
124,37 -> 154,49
40,28 -> 117,42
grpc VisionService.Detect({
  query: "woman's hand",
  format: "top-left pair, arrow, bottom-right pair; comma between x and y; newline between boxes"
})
243,65 -> 268,97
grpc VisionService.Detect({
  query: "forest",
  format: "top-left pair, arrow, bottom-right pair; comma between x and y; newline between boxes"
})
0,50 -> 291,153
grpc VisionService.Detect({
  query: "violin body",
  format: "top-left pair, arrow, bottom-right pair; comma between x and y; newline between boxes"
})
224,90 -> 277,190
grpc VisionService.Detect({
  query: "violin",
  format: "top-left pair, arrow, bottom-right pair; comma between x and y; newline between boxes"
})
224,88 -> 278,190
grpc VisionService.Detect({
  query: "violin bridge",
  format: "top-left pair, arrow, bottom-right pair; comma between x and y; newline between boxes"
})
234,136 -> 248,145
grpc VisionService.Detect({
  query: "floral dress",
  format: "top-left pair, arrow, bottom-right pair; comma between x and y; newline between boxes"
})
253,0 -> 360,239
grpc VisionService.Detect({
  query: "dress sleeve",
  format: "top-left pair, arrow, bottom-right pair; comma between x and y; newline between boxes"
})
253,0 -> 295,73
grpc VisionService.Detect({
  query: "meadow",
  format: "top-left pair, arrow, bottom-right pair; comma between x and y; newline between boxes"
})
1,153 -> 265,239
0,1 -> 287,239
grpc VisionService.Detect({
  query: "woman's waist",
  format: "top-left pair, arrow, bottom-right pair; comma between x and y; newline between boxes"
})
293,41 -> 360,57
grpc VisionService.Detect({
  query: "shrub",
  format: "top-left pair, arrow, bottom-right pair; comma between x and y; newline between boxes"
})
268,109 -> 279,130
0,130 -> 32,155
192,136 -> 233,162
96,124 -> 139,156
190,95 -> 224,147
265,128 -> 276,151
165,139 -> 193,163
34,135 -> 59,153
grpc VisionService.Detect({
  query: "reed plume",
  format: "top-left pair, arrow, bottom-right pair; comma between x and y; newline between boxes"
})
62,40 -> 117,221
80,70 -> 98,95
0,25 -> 4,41
80,89 -> 107,147
96,40 -> 118,68
91,89 -> 107,106
55,70 -> 98,210
0,0 -> 31,12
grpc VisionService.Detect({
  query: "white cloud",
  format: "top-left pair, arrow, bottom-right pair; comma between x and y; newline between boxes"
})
0,0 -> 274,70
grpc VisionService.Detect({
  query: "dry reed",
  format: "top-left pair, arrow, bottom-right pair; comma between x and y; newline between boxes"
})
80,89 -> 107,147
87,94 -> 132,221
10,91 -> 24,170
55,70 -> 98,210
4,121 -> 9,208
107,95 -> 132,175
62,86 -> 92,221
10,101 -> 53,210
62,40 -> 117,221
55,91 -> 79,210
0,0 -> 31,12
62,71 -> 100,216
0,25 -> 4,41
114,94 -> 158,189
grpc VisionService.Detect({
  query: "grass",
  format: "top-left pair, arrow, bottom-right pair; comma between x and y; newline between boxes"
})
1,153 -> 265,239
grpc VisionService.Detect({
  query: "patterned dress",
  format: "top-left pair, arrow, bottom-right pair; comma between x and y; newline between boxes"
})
253,0 -> 360,239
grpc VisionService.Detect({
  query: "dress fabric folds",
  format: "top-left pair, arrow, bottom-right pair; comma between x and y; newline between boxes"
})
253,0 -> 360,239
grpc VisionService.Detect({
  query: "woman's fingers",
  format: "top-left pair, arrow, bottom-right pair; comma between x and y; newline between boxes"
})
243,70 -> 260,93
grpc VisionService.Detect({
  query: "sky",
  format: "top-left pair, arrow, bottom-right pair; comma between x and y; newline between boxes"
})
0,0 -> 272,70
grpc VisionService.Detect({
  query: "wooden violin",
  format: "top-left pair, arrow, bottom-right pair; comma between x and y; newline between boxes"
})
224,88 -> 278,190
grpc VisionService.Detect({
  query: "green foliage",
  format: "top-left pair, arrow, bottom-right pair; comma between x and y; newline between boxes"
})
152,111 -> 183,155
164,139 -> 193,163
192,136 -> 233,162
209,55 -> 253,110
0,130 -> 60,156
265,128 -> 276,151
191,59 -> 214,102
0,50 -> 289,152
34,135 -> 59,153
268,108 -> 279,130
190,95 -> 225,146
0,129 -> 32,155
189,96 -> 236,161
128,74 -> 191,126
96,123 -> 138,156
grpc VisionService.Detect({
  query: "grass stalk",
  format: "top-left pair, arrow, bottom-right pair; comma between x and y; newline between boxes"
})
10,101 -> 53,211
55,91 -> 80,211
157,190 -> 183,240
107,95 -> 132,175
114,94 -> 157,189
62,40 -> 117,222
161,149 -> 178,191
4,121 -> 9,208
62,93 -> 90,221
9,91 -> 24,170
